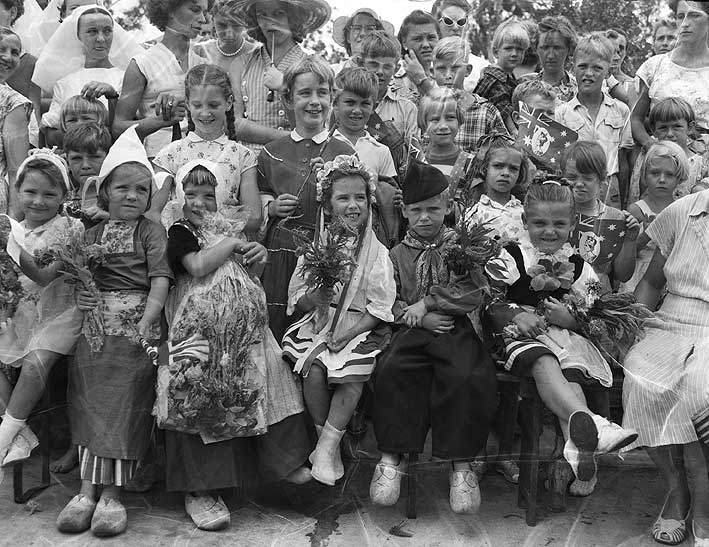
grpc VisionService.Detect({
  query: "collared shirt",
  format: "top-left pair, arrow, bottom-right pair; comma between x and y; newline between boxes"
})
375,89 -> 420,143
555,93 -> 632,177
474,65 -> 517,122
456,91 -> 510,153
465,193 -> 525,242
290,128 -> 329,143
332,129 -> 396,178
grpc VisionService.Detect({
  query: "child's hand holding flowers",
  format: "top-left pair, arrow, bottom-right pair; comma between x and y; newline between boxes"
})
326,330 -> 353,352
308,286 -> 335,309
543,296 -> 578,330
76,289 -> 99,311
402,299 -> 427,328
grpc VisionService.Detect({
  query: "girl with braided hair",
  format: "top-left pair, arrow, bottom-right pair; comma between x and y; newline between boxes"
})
153,63 -> 262,235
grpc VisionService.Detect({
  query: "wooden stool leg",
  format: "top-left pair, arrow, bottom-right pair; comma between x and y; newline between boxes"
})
517,386 -> 541,526
406,452 -> 418,519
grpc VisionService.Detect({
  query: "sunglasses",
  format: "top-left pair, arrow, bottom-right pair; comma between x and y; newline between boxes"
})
439,16 -> 467,27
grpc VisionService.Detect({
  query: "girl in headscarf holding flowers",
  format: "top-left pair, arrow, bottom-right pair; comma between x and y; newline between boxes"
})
486,180 -> 638,497
57,126 -> 171,538
0,151 -> 83,473
282,155 -> 395,486
31,4 -> 142,147
160,159 -> 311,531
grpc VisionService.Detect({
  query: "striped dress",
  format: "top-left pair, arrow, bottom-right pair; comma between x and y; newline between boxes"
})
622,190 -> 709,449
238,43 -> 305,152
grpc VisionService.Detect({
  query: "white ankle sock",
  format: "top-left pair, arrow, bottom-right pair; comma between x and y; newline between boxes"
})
0,412 -> 26,449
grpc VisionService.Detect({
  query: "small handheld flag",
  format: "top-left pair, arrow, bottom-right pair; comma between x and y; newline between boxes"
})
516,103 -> 578,172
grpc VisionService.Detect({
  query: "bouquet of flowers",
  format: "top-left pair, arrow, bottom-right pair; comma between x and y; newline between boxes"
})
33,228 -> 106,353
0,217 -> 23,327
564,280 -> 654,365
443,218 -> 504,292
527,243 -> 576,293
294,216 -> 358,332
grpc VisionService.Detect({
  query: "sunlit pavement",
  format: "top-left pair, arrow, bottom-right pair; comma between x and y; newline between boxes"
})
0,428 -> 677,547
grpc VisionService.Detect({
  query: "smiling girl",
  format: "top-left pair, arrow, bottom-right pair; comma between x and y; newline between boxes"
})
487,180 -> 637,497
154,63 -> 262,234
282,155 -> 395,486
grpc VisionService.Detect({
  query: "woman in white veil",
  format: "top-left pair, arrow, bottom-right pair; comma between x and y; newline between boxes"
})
31,4 -> 142,146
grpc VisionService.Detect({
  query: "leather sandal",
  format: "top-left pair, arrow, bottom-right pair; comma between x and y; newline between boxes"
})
651,496 -> 689,546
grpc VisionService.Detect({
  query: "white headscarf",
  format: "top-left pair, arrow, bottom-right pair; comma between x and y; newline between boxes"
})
32,4 -> 143,94
97,124 -> 155,191
12,0 -> 43,56
16,149 -> 72,192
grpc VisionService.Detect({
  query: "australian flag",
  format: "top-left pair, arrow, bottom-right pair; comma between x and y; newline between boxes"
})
516,103 -> 578,172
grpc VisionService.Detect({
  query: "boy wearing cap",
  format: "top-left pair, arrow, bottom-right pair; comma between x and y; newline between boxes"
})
369,160 -> 497,515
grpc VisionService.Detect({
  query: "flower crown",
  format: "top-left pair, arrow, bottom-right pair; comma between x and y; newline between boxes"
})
315,155 -> 377,203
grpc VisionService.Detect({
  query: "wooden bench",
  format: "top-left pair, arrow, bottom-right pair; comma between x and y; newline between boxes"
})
405,371 -> 543,526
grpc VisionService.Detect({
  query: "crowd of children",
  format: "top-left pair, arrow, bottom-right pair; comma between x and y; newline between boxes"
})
1,0 -> 709,541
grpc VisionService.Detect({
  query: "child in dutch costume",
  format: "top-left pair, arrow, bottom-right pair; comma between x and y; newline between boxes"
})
370,160 -> 497,514
56,127 -> 172,537
161,160 -> 310,531
282,155 -> 395,486
487,180 -> 638,497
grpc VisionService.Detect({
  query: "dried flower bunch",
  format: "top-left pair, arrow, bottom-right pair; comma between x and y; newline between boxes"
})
33,225 -> 106,353
443,218 -> 504,290
0,216 -> 23,323
564,280 -> 654,365
294,216 -> 358,292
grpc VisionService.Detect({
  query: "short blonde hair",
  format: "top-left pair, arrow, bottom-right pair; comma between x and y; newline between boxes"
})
574,32 -> 614,64
433,36 -> 466,62
491,18 -> 530,53
418,87 -> 464,131
643,140 -> 690,184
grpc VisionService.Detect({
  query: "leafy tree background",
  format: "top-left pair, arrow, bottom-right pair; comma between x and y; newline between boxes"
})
467,0 -> 669,73
113,0 -> 668,73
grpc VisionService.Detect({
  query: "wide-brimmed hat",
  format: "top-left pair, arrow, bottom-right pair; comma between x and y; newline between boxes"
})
332,8 -> 395,49
237,0 -> 331,38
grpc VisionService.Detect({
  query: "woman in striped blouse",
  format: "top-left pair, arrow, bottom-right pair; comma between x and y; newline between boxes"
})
231,0 -> 329,151
622,189 -> 709,546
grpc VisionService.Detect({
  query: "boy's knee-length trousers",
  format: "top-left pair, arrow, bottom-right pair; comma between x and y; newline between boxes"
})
373,318 -> 498,460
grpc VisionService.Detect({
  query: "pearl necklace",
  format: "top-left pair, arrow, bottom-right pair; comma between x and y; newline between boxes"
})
215,39 -> 245,58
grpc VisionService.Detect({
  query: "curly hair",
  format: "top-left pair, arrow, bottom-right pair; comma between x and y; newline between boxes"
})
243,1 -> 308,44
317,155 -> 375,205
0,0 -> 23,25
474,140 -> 528,190
146,0 -> 211,32
184,63 -> 237,141
538,15 -> 578,54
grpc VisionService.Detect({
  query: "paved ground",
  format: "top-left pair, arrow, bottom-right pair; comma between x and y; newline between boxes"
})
0,425 -> 691,547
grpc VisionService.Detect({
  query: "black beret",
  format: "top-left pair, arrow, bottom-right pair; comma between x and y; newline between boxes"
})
402,160 -> 450,205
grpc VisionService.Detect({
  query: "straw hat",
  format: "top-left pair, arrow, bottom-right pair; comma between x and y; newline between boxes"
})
237,0 -> 331,38
332,8 -> 395,49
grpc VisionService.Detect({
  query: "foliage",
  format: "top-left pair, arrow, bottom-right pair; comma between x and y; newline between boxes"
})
466,0 -> 667,72
564,279 -> 655,365
294,216 -> 358,292
33,232 -> 106,353
443,218 -> 503,292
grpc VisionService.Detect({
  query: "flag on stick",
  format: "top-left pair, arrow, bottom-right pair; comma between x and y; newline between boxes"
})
516,103 -> 578,172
